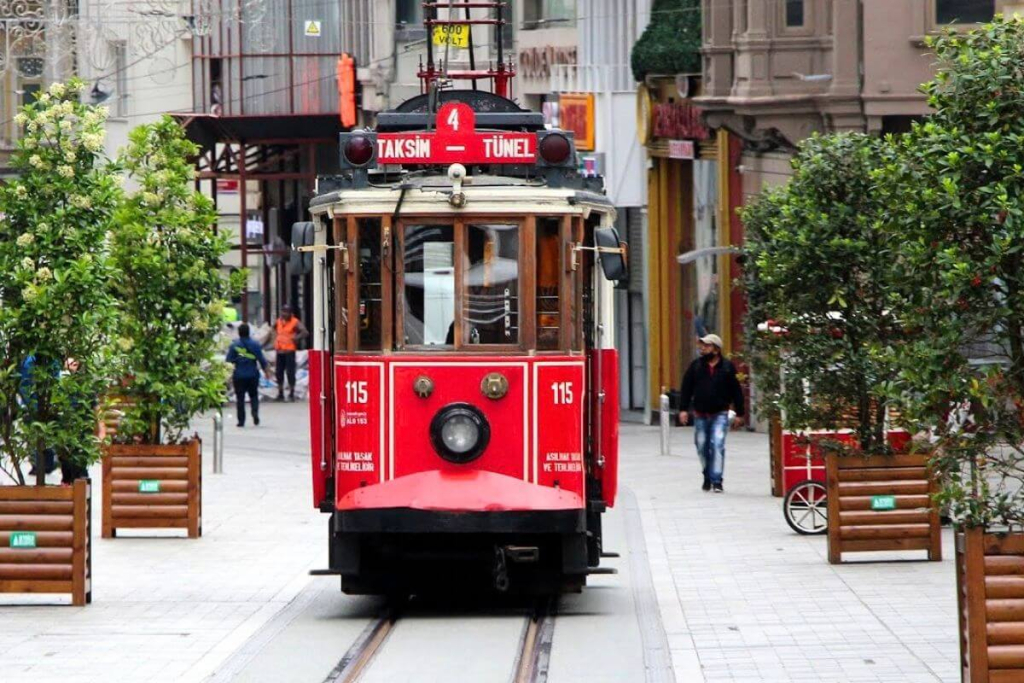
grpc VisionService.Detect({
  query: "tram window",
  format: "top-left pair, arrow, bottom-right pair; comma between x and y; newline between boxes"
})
403,224 -> 455,347
358,219 -> 382,350
536,218 -> 561,350
464,224 -> 519,345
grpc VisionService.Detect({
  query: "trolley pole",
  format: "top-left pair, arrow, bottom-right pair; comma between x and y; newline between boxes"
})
659,392 -> 672,456
213,412 -> 224,474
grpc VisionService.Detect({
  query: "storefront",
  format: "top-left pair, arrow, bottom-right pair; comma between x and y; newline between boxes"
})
638,77 -> 744,414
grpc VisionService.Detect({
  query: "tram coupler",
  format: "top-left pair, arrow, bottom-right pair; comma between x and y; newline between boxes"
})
493,546 -> 510,592
503,545 -> 540,563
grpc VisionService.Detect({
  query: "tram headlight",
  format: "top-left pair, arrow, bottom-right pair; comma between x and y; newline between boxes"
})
430,403 -> 490,464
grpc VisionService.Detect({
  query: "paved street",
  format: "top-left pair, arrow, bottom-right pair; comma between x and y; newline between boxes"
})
0,404 -> 958,682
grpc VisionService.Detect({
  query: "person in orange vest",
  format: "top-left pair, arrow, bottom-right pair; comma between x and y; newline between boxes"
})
271,304 -> 309,402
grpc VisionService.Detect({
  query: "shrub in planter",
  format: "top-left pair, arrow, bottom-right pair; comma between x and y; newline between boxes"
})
887,20 -> 1024,679
742,133 -> 941,562
0,80 -> 118,603
103,117 -> 241,538
630,0 -> 701,82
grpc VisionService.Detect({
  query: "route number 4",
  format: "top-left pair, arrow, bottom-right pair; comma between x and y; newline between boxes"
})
447,108 -> 460,131
345,381 -> 368,404
551,381 -> 574,405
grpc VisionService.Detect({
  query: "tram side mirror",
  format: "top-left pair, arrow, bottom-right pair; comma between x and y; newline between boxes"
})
289,221 -> 315,276
594,227 -> 628,282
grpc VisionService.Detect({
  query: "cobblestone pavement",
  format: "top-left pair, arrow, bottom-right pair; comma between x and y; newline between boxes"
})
628,423 -> 957,683
0,406 -> 958,682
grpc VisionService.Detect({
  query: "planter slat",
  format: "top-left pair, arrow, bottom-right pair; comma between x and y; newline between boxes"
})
102,438 -> 201,539
838,494 -> 932,511
839,523 -> 931,540
0,487 -> 87,501
0,515 -> 73,531
989,670 -> 1024,682
988,623 -> 1024,645
0,579 -> 73,593
837,480 -> 931,496
988,646 -> 1024,669
0,531 -> 73,547
988,557 -> 1024,575
0,549 -> 72,564
987,537 -> 1024,556
838,510 -> 932,526
988,578 -> 1024,600
827,453 -> 941,563
0,501 -> 74,515
837,466 -> 929,482
0,564 -> 73,580
988,601 -> 1024,622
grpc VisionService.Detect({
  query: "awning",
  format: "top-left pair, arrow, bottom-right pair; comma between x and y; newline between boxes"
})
171,113 -> 343,148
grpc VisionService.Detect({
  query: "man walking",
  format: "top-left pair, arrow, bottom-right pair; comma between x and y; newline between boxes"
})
226,324 -> 270,427
272,304 -> 308,402
678,334 -> 745,493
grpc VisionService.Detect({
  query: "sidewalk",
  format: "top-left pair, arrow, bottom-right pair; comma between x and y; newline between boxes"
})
0,402 -> 323,683
627,424 -> 957,683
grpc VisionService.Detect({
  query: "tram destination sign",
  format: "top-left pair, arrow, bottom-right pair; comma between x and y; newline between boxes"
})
377,102 -> 537,165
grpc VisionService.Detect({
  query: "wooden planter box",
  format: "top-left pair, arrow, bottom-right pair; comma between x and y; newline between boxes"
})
958,528 -> 1024,682
102,439 -> 202,539
826,452 -> 942,563
769,414 -> 783,497
0,480 -> 91,605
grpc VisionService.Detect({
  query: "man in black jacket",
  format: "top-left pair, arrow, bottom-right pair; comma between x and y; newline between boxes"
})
678,334 -> 745,493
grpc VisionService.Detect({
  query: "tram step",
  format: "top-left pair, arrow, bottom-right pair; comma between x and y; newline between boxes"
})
309,568 -> 343,576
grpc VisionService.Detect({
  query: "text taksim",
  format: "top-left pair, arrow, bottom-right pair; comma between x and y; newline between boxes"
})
377,137 -> 431,160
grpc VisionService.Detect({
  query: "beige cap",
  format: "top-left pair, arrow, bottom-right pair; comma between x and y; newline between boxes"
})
699,333 -> 723,349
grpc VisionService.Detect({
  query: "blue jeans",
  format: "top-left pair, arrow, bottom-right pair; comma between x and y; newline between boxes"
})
694,412 -> 729,485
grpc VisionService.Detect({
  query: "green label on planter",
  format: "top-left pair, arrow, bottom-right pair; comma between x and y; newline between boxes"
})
10,532 -> 36,549
139,480 -> 160,493
871,495 -> 896,511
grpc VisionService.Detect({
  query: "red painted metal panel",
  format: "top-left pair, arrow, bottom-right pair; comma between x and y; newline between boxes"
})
591,349 -> 619,508
534,362 -> 586,498
334,360 -> 386,504
337,470 -> 583,512
389,360 -> 528,481
308,350 -> 327,507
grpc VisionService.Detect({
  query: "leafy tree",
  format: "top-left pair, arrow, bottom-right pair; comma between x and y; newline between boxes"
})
0,80 -> 122,485
630,0 -> 701,81
888,19 -> 1024,527
110,117 -> 240,444
742,133 -> 902,455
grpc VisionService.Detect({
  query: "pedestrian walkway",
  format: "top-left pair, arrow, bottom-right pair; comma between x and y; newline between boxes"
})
628,424 -> 957,683
0,409 -> 958,682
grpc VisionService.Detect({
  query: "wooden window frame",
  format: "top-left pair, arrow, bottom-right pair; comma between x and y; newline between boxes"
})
348,215 -> 392,355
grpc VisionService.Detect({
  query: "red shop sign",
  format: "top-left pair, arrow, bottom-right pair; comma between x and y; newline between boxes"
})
652,102 -> 710,141
377,102 -> 537,165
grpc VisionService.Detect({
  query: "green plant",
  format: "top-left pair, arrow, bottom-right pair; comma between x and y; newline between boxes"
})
742,133 -> 903,455
0,80 -> 122,485
887,18 -> 1024,527
630,0 -> 701,82
110,116 -> 240,444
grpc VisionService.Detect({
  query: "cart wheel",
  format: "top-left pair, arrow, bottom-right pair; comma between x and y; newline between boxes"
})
783,479 -> 828,535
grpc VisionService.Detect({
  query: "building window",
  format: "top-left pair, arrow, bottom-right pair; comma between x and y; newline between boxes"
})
936,0 -> 995,25
785,0 -> 805,27
396,0 -> 426,41
111,41 -> 128,118
523,0 -> 576,30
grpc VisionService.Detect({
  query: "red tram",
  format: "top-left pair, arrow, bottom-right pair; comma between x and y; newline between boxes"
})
299,19 -> 625,594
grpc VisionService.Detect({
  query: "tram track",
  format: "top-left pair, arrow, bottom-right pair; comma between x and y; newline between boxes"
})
323,597 -> 558,683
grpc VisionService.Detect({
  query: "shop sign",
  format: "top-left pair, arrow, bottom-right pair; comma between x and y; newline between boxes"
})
377,102 -> 536,165
668,140 -> 695,160
518,45 -> 577,80
9,532 -> 36,549
653,101 -> 710,141
560,93 -> 594,151
216,179 -> 239,193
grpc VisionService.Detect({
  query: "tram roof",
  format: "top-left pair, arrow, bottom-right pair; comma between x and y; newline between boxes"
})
309,173 -> 615,219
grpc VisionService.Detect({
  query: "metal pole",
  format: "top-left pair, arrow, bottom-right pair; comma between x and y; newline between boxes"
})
659,392 -> 672,456
213,412 -> 224,474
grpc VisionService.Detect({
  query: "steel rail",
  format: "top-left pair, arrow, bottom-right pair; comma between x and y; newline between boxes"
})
512,597 -> 558,683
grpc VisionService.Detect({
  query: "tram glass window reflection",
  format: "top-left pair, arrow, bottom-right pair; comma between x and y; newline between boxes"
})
403,224 -> 455,346
358,218 -> 382,350
536,218 -> 561,350
464,224 -> 519,345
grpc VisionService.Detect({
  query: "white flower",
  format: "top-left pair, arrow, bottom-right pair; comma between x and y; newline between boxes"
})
57,165 -> 74,178
28,155 -> 44,169
26,121 -> 38,133
68,80 -> 85,93
20,257 -> 34,270
59,119 -> 73,133
35,267 -> 52,281
22,286 -> 37,302
37,92 -> 50,105
14,186 -> 27,198
82,132 -> 104,152
143,192 -> 161,207
70,195 -> 91,209
60,101 -> 74,115
63,149 -> 76,162
48,82 -> 65,98
13,113 -> 27,126
23,137 -> 37,149
117,337 -> 134,352
16,233 -> 33,248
